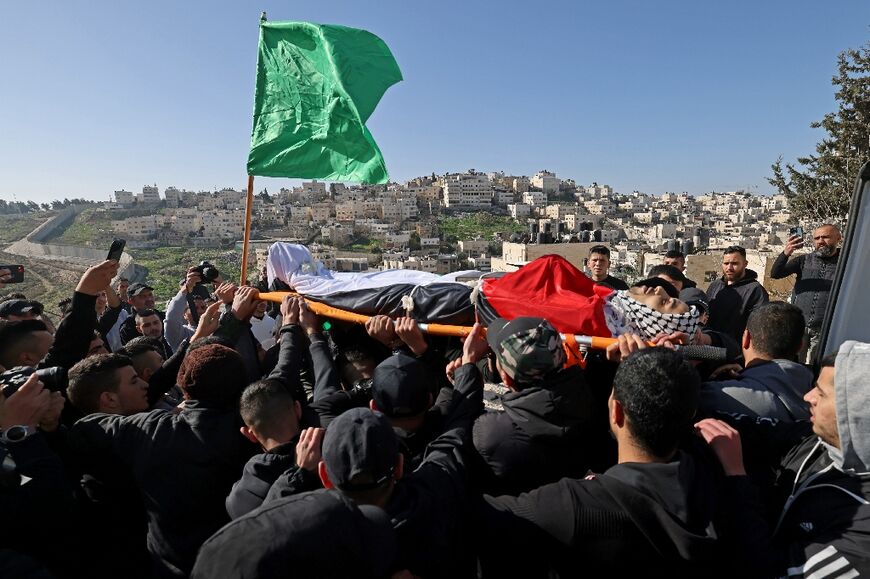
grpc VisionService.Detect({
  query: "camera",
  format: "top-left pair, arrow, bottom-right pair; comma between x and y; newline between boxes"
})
0,366 -> 68,398
191,261 -> 221,284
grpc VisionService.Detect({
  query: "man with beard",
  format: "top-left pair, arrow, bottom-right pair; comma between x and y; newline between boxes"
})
770,224 -> 842,362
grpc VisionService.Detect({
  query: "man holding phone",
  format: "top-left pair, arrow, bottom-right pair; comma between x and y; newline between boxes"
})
771,224 -> 842,362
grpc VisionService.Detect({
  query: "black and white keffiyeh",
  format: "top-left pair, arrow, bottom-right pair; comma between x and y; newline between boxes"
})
604,290 -> 700,340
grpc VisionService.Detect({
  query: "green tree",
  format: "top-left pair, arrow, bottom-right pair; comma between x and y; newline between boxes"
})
408,232 -> 421,251
769,42 -> 870,226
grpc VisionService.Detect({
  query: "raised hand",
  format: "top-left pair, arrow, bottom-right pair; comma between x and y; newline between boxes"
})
281,295 -> 300,327
77,260 -> 121,296
445,357 -> 463,385
366,315 -> 399,348
215,282 -> 238,305
605,333 -> 648,363
298,300 -> 319,335
192,301 -> 223,341
695,418 -> 746,476
783,234 -> 805,257
462,323 -> 489,365
395,316 -> 427,356
295,427 -> 325,472
183,269 -> 203,294
231,286 -> 260,322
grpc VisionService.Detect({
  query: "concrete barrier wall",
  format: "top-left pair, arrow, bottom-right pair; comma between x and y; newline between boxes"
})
26,207 -> 80,243
4,206 -> 146,282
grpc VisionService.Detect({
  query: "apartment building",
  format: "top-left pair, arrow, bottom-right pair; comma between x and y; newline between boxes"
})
531,170 -> 559,194
442,171 -> 493,210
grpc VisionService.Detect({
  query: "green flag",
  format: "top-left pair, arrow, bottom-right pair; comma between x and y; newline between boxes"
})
247,21 -> 403,184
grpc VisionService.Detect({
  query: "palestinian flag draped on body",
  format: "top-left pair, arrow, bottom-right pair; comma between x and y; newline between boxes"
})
247,20 -> 403,183
265,243 -> 613,337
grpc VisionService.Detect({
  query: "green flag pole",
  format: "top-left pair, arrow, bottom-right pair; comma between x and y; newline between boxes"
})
240,174 -> 254,285
242,18 -> 403,284
239,14 -> 266,286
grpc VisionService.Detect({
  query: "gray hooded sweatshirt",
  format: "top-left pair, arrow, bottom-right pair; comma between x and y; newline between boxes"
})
831,340 -> 870,474
766,340 -> 870,577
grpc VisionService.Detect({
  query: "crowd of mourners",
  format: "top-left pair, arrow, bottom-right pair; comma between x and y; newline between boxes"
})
1,222 -> 867,579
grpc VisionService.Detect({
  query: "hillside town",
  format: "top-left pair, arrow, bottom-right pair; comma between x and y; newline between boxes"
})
105,169 -> 798,293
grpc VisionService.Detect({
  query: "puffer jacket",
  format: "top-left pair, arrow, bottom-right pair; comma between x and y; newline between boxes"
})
770,250 -> 839,330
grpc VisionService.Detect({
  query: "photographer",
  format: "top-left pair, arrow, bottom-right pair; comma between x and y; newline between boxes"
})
0,373 -> 70,577
770,224 -> 842,362
164,265 -> 218,352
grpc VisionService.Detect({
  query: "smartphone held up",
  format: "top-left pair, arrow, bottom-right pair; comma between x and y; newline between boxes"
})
107,238 -> 126,262
0,265 -> 25,284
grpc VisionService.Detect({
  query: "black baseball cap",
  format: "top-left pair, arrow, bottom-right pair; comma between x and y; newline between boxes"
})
127,282 -> 154,296
322,408 -> 399,492
0,299 -> 43,318
372,353 -> 431,418
679,287 -> 710,315
632,277 -> 679,298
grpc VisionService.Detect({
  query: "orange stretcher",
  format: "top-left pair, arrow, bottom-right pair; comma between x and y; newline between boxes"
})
257,291 -> 657,352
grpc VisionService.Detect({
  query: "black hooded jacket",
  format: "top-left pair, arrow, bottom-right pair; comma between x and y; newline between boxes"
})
706,269 -> 770,341
225,441 -> 321,520
193,490 -> 398,579
479,438 -> 752,577
68,402 -> 257,579
472,365 -> 596,496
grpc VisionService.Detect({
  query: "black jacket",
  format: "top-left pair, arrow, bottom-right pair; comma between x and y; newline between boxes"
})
222,326 -> 327,519
767,437 -> 870,576
0,433 -> 73,576
68,402 -> 256,579
479,439 -> 753,577
720,412 -> 870,577
385,422 -> 478,578
64,437 -> 150,579
193,490 -> 398,579
41,291 -> 99,371
226,440 -> 321,519
118,308 -> 165,347
770,250 -> 839,330
593,274 -> 629,290
706,269 -> 770,341
255,361 -> 483,578
472,365 -> 595,495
